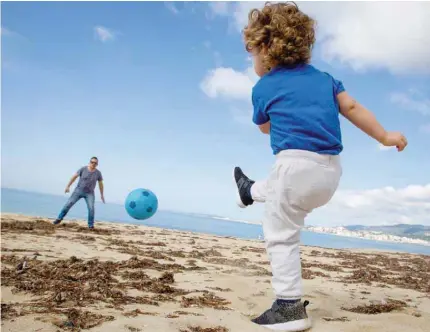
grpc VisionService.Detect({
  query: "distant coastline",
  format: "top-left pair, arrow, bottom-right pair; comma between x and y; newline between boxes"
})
305,226 -> 430,247
206,216 -> 430,248
200,213 -> 430,248
204,216 -> 430,246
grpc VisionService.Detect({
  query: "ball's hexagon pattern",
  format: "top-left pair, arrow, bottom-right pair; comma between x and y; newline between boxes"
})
125,188 -> 158,220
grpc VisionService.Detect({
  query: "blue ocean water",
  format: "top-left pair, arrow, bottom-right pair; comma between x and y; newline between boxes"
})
1,188 -> 429,255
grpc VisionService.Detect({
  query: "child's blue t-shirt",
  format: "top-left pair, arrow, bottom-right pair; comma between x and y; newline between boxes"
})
252,64 -> 344,155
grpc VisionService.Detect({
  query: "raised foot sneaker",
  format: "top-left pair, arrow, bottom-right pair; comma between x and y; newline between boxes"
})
53,219 -> 62,225
251,300 -> 312,331
233,167 -> 255,208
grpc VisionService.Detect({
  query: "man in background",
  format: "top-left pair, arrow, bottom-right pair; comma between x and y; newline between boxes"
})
53,157 -> 105,229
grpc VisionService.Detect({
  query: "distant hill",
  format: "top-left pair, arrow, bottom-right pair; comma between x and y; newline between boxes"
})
345,224 -> 430,241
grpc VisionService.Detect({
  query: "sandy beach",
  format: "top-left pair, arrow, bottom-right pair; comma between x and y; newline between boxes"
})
1,214 -> 429,332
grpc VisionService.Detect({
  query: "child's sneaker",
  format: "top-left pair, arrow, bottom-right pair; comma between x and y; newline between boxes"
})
233,167 -> 255,208
251,300 -> 311,331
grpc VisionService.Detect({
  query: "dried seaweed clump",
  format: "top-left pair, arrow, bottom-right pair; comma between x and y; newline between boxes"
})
1,219 -> 55,235
342,299 -> 407,314
52,309 -> 114,330
180,326 -> 229,332
181,293 -> 231,310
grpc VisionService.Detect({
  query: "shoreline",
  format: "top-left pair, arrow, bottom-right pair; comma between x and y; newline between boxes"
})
2,211 -> 430,256
2,188 -> 429,250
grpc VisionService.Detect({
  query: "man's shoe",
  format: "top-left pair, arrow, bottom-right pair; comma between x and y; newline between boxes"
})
53,219 -> 62,225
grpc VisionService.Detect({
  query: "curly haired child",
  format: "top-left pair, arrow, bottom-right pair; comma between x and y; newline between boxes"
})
233,2 -> 407,331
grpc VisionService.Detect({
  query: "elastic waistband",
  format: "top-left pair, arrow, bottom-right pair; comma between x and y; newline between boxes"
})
276,149 -> 340,166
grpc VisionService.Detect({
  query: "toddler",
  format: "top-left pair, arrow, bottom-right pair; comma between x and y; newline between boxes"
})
233,2 -> 407,331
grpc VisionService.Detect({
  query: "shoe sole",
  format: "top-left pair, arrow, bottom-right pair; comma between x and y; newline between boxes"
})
232,168 -> 246,209
262,318 -> 312,331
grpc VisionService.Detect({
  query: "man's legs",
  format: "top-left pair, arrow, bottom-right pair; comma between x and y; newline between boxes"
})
55,191 -> 82,224
84,192 -> 95,228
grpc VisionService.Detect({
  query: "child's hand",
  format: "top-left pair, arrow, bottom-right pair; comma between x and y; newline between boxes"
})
381,132 -> 408,152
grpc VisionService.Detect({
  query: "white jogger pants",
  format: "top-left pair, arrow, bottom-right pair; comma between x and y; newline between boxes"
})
251,150 -> 342,299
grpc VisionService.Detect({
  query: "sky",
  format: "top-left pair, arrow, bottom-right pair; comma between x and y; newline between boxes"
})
1,1 -> 430,226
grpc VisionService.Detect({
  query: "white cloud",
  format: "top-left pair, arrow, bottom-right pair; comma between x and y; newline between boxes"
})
164,2 -> 179,15
210,1 -> 430,74
200,66 -> 258,100
390,90 -> 430,116
94,26 -> 116,43
315,183 -> 430,226
200,65 -> 259,125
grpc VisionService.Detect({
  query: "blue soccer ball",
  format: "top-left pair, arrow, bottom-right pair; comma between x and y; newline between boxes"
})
125,188 -> 158,220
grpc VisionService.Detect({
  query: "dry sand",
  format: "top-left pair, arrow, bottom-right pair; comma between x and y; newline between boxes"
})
1,213 -> 429,332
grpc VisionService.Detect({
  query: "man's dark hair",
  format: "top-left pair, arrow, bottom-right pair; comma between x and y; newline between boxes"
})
90,156 -> 98,161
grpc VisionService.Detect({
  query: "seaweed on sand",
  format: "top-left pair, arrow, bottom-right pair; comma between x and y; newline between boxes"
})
52,308 -> 115,330
341,299 -> 407,314
180,326 -> 229,332
181,292 -> 231,310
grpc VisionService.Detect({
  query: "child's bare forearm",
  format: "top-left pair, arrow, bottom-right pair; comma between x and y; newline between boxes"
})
344,103 -> 386,142
337,92 -> 386,143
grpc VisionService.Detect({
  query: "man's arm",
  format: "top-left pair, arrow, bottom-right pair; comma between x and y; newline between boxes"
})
65,174 -> 79,193
337,92 -> 407,151
258,121 -> 270,134
99,180 -> 105,203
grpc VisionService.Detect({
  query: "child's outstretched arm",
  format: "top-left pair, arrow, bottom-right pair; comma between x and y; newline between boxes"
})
337,92 -> 408,151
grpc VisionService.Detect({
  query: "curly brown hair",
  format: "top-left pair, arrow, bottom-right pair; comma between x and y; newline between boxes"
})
243,2 -> 316,69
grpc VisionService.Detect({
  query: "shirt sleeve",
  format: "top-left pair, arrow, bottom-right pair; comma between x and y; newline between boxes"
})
332,76 -> 345,95
252,90 -> 270,125
77,167 -> 84,176
98,172 -> 103,181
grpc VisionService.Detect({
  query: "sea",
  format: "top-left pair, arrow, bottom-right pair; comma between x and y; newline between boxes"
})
1,188 -> 429,255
